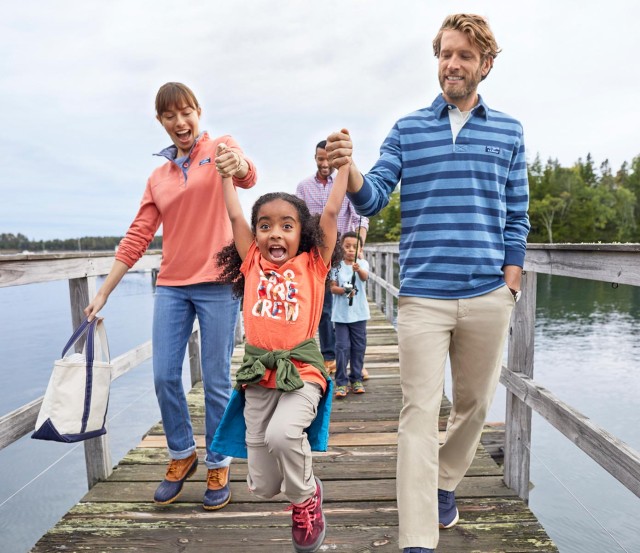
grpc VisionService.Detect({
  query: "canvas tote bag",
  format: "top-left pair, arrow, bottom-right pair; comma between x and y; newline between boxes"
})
32,317 -> 112,443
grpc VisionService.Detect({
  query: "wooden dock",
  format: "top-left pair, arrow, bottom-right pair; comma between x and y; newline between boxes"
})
31,306 -> 558,552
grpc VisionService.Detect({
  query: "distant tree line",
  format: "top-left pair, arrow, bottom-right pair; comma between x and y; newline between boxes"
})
527,154 -> 639,243
4,153 -> 639,249
366,153 -> 640,244
0,234 -> 162,252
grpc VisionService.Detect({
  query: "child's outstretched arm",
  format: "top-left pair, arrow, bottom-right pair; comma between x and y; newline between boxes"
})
217,143 -> 253,261
319,129 -> 351,265
353,261 -> 369,282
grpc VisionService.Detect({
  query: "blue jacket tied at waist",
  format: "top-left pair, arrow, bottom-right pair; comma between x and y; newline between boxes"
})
210,339 -> 334,459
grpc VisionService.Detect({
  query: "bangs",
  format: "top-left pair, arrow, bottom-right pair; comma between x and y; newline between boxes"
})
155,82 -> 199,116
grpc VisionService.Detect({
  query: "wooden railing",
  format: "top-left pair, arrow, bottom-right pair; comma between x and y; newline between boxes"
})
363,243 -> 640,502
0,251 -> 205,489
3,246 -> 639,501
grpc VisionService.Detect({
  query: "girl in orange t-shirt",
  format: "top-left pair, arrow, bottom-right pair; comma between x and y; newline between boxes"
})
214,142 -> 349,553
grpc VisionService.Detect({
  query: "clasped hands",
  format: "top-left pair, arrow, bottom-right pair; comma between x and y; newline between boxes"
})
215,143 -> 245,178
326,128 -> 353,169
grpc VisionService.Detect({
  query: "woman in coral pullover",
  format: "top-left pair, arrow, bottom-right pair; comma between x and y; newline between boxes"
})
85,82 -> 257,510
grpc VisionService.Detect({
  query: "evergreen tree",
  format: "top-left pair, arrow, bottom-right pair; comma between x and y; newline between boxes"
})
367,189 -> 401,242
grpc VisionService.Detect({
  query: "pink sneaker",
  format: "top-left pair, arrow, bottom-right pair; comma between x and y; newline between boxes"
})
289,477 -> 326,552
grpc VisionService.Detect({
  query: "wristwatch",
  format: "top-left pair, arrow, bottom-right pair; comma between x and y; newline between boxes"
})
508,287 -> 522,302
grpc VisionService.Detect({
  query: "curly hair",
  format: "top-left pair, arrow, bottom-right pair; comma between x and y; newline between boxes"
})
339,230 -> 362,246
216,192 -> 341,298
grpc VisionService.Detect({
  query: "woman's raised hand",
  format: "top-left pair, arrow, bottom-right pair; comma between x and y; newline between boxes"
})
215,143 -> 245,177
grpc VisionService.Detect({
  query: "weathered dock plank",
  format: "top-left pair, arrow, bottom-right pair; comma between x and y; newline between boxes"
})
33,526 -> 555,553
107,448 -> 501,481
31,306 -> 558,552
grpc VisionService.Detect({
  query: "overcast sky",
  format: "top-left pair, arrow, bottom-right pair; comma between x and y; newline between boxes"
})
2,1 -> 639,241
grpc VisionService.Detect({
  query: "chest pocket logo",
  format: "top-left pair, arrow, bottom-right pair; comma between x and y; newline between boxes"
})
485,146 -> 500,154
199,157 -> 211,166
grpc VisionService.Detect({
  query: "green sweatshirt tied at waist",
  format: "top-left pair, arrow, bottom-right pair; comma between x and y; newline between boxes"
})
235,338 -> 328,392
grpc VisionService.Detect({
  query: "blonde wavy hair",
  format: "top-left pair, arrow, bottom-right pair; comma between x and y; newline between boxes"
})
433,13 -> 501,66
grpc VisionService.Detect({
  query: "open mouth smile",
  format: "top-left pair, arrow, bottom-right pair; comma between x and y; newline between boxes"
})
176,130 -> 192,143
269,246 -> 287,260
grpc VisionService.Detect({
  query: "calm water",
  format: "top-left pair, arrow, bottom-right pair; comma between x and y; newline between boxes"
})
0,272 -> 638,552
0,273 -> 163,553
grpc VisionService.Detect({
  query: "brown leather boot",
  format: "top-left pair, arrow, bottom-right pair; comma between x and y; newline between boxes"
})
323,360 -> 336,374
153,451 -> 198,505
203,465 -> 231,510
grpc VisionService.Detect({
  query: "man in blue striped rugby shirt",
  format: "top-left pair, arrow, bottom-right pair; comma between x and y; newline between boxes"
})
327,13 -> 530,553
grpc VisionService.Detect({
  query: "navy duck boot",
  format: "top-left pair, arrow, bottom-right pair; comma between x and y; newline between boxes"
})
154,451 -> 198,505
203,465 -> 231,510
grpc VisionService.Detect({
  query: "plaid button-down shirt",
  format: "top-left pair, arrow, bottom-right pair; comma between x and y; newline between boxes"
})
295,172 -> 369,236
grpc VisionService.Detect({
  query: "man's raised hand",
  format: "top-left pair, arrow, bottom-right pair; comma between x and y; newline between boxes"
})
326,128 -> 352,169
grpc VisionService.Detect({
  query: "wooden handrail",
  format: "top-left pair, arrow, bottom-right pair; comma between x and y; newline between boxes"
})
2,245 -> 639,497
362,243 -> 640,500
0,251 -> 205,489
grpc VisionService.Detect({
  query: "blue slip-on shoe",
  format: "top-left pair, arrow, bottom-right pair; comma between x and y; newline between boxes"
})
153,451 -> 198,505
203,466 -> 231,510
403,548 -> 434,552
438,488 -> 459,529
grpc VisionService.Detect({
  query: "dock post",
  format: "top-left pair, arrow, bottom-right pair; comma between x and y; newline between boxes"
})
69,275 -> 113,488
385,251 -> 395,325
234,312 -> 244,345
504,270 -> 537,501
188,328 -> 202,387
374,250 -> 383,308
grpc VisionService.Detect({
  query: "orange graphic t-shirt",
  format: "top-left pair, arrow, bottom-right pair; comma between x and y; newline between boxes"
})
240,241 -> 329,392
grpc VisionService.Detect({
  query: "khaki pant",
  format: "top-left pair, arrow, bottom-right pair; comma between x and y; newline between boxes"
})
244,382 -> 323,505
397,286 -> 515,550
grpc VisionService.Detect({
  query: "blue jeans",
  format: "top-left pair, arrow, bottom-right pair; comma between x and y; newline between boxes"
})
319,289 -> 335,361
153,283 -> 239,469
334,320 -> 367,386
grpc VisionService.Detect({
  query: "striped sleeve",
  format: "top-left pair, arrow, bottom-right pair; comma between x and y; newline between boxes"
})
503,129 -> 530,267
348,123 -> 403,217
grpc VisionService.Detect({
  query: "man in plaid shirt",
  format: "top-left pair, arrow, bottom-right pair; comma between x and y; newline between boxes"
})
296,139 -> 369,374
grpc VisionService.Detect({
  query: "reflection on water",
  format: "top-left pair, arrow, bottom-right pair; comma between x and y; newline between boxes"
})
517,274 -> 639,553
533,275 -> 639,446
537,272 -> 640,321
0,273 -> 638,552
444,273 -> 639,553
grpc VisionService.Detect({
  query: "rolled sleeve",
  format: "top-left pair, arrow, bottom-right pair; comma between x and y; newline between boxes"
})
224,135 -> 257,190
